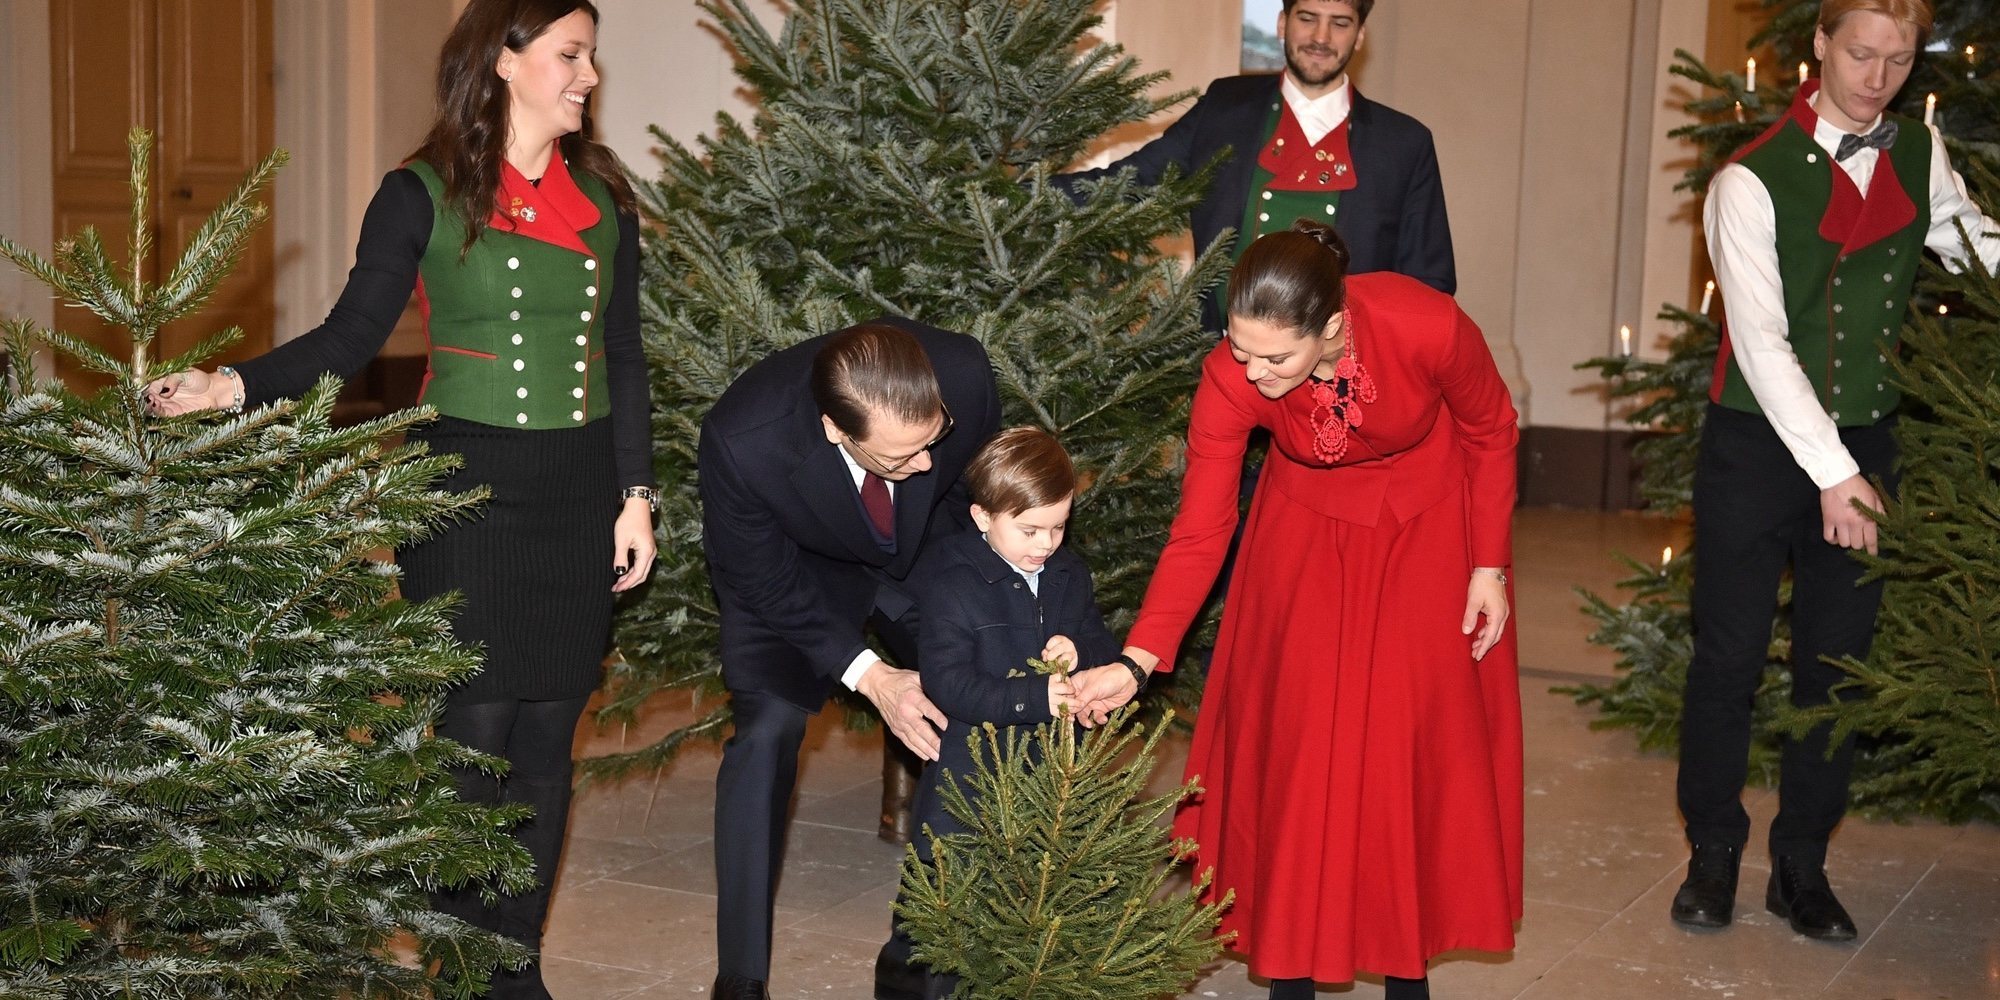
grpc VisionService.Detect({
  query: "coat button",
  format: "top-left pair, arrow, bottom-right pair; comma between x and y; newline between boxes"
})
507,257 -> 519,269
586,285 -> 597,297
512,333 -> 524,345
1830,411 -> 1841,420
513,359 -> 526,371
510,310 -> 521,321
1258,212 -> 1270,222
1833,277 -> 1842,286
1325,204 -> 1336,214
572,410 -> 584,421
1261,191 -> 1272,201
580,310 -> 592,322
516,413 -> 528,424
585,258 -> 597,270
574,361 -> 586,372
572,387 -> 584,398
576,334 -> 587,346
511,287 -> 523,298
517,387 -> 528,398
1014,703 -> 1027,713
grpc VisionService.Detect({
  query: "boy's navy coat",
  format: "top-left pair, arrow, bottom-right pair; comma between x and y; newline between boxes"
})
910,530 -> 1122,856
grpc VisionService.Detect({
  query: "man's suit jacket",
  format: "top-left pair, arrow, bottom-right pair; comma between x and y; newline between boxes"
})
699,316 -> 1002,711
1062,75 -> 1455,326
908,530 -> 1121,858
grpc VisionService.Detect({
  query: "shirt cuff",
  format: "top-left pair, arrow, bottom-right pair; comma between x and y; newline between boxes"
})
840,649 -> 881,691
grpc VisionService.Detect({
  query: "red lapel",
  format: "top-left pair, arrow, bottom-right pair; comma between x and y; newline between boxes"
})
489,154 -> 601,255
1258,104 -> 1358,193
1820,140 -> 1917,253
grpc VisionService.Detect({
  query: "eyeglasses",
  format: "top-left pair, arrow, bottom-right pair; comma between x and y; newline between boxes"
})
846,405 -> 954,475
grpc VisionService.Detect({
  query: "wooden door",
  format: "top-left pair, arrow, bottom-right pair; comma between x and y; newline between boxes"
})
49,0 -> 274,387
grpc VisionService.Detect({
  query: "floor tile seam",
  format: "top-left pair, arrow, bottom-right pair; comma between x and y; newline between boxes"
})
1825,858 -> 1936,984
545,954 -> 675,985
592,877 -> 722,904
1518,892 -> 1621,915
789,816 -> 903,838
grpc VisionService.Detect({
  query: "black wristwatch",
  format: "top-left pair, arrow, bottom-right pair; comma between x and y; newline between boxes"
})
1115,653 -> 1149,693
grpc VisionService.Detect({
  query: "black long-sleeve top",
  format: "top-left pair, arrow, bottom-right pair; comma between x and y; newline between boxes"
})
232,169 -> 654,488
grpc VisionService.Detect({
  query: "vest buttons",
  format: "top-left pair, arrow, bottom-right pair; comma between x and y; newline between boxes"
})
517,387 -> 528,398
580,311 -> 592,322
1261,191 -> 1272,201
1833,304 -> 1843,313
1259,212 -> 1270,222
576,335 -> 587,346
586,285 -> 597,297
1833,277 -> 1842,286
1807,153 -> 1818,163
507,257 -> 519,269
1836,331 -> 1845,340
510,310 -> 521,321
513,359 -> 526,371
512,333 -> 524,345
516,413 -> 528,424
572,387 -> 584,399
1833,384 -> 1842,393
1830,410 -> 1840,420
1835,359 -> 1843,368
1884,273 -> 1894,282
572,410 -> 584,422
1885,300 -> 1894,308
585,259 -> 597,270
511,287 -> 523,298
574,361 -> 586,372
1325,204 -> 1336,214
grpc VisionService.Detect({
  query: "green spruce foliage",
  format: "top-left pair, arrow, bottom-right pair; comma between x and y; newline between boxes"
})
595,0 -> 1229,775
896,659 -> 1227,998
0,130 -> 533,997
1565,0 -> 2000,820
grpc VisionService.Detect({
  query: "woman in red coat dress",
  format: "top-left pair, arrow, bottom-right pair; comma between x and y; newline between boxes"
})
1080,220 -> 1522,999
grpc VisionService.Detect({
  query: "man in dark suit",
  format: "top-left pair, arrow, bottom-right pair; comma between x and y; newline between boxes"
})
699,318 -> 1001,1000
1060,0 -> 1453,329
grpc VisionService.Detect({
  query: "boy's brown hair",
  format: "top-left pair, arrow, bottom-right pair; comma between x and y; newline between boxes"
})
965,427 -> 1076,516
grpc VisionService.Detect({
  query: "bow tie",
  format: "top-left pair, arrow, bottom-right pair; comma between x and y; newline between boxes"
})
1834,121 -> 1898,162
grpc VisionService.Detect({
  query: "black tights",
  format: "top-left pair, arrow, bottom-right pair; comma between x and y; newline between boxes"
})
431,695 -> 590,1000
1270,975 -> 1429,999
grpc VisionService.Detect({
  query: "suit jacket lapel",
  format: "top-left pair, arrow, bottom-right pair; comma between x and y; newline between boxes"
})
1211,76 -> 1282,249
788,410 -> 893,566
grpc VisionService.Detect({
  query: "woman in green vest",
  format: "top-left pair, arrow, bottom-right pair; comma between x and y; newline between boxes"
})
146,2 -> 653,996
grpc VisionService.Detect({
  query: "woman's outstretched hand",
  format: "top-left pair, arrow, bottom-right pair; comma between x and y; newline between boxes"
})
144,368 -> 234,416
1462,567 -> 1510,661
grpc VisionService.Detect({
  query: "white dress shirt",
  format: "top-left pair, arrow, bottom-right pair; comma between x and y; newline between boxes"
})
1705,94 -> 2000,489
837,443 -> 896,690
1280,73 -> 1352,147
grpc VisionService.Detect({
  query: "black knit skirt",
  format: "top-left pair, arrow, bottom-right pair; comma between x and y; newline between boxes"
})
396,415 -> 618,703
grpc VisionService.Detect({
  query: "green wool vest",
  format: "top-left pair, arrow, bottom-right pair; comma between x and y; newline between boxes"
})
1717,113 -> 1930,426
1236,100 -> 1343,264
406,160 -> 617,430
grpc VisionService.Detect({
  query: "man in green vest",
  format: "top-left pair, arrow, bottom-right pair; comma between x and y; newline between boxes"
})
1672,0 -> 1999,942
1055,0 -> 1453,331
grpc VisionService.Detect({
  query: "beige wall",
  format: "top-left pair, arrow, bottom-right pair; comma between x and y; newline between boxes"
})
0,1 -> 56,362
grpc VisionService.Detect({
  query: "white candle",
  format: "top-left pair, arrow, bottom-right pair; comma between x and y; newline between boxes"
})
1746,57 -> 1757,92
1700,280 -> 1715,314
1939,304 -> 1950,316
1620,325 -> 1632,356
1734,101 -> 1745,123
1925,92 -> 1937,127
1662,546 -> 1674,570
1798,61 -> 1809,86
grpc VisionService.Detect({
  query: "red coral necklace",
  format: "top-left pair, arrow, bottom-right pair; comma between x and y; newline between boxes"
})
1306,306 -> 1378,463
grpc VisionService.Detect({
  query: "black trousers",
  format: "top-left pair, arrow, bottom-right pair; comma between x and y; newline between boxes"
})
716,611 -> 920,981
430,694 -> 590,958
1678,404 -> 1898,864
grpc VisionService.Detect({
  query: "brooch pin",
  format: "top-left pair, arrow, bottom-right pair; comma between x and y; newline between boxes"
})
507,196 -> 537,223
521,206 -> 537,222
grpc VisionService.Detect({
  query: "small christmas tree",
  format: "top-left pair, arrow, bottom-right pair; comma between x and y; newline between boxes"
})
595,0 -> 1229,775
895,660 -> 1227,998
0,130 -> 533,997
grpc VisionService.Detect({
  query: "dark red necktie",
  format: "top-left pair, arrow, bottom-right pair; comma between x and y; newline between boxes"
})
861,472 -> 895,541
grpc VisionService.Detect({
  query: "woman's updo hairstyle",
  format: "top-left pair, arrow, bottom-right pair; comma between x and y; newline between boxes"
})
1227,219 -> 1352,337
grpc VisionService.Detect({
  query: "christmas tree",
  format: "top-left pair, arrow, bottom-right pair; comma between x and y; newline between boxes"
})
894,659 -> 1227,998
593,0 -> 1229,775
0,130 -> 533,997
1566,0 -> 2000,820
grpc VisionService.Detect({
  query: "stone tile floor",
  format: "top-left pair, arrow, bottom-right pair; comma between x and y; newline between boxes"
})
541,508 -> 2000,998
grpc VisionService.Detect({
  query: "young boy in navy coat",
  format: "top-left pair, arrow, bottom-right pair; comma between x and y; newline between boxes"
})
874,427 -> 1123,1000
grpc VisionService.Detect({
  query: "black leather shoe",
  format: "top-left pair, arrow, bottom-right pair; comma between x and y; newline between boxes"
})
712,972 -> 769,1000
873,952 -> 925,1000
1669,842 -> 1741,929
1766,857 -> 1858,941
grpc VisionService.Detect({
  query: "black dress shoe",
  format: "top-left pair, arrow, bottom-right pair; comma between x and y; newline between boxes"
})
873,946 -> 926,1000
1669,842 -> 1741,929
712,972 -> 769,1000
1766,857 -> 1858,941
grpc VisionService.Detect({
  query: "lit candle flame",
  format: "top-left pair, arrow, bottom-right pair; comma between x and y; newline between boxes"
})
1700,280 -> 1715,314
1798,61 -> 1809,86
1663,546 -> 1674,566
1746,57 -> 1757,92
1620,325 -> 1632,356
1925,92 -> 1937,127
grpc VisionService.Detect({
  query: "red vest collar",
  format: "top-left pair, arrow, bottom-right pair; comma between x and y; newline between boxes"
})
1258,102 -> 1358,193
490,153 -> 602,255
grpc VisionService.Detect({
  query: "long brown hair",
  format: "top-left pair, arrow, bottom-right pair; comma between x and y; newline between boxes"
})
411,0 -> 638,254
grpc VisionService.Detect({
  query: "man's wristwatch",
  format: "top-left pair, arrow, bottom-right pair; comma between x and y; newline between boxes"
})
622,485 -> 659,513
